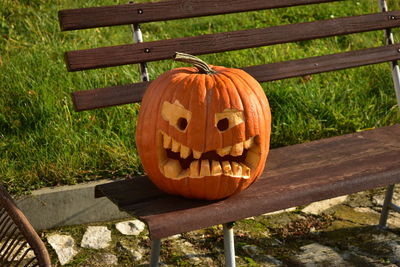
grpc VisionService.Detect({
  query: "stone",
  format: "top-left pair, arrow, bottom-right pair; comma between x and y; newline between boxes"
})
340,251 -> 390,266
179,240 -> 202,263
373,189 -> 400,206
242,244 -> 260,257
170,239 -> 214,265
81,226 -> 112,249
372,233 -> 400,243
333,205 -> 380,225
387,212 -> 400,227
292,243 -> 348,266
346,190 -> 374,208
115,219 -> 145,236
81,252 -> 118,267
302,196 -> 347,215
117,239 -> 144,261
242,245 -> 282,266
386,241 -> 400,264
263,207 -> 296,216
255,255 -> 282,266
353,207 -> 379,214
167,234 -> 181,240
373,195 -> 385,206
261,212 -> 299,228
47,234 -> 78,265
94,253 -> 118,266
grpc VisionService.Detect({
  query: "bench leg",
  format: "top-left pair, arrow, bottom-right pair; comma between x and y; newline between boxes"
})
379,184 -> 395,228
223,222 -> 236,267
150,239 -> 161,267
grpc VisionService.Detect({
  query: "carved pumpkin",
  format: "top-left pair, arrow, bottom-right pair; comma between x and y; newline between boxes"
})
136,53 -> 271,200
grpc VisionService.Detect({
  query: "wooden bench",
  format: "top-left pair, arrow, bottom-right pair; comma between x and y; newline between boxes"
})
58,0 -> 400,266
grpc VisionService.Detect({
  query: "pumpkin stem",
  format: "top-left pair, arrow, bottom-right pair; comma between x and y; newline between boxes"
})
173,52 -> 217,74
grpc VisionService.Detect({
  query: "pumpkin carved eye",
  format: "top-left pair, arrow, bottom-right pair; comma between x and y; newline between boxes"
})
215,109 -> 244,132
161,100 -> 191,132
217,118 -> 229,132
177,117 -> 188,131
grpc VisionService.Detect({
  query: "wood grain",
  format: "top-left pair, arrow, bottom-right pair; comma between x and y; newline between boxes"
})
242,44 -> 400,82
64,11 -> 400,71
59,0 -> 340,31
71,82 -> 148,111
95,124 -> 400,239
72,44 -> 400,111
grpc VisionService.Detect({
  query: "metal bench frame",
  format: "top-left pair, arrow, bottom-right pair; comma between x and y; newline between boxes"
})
378,0 -> 400,229
58,0 -> 400,266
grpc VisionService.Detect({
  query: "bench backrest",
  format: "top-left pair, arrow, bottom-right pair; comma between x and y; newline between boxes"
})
58,0 -> 400,112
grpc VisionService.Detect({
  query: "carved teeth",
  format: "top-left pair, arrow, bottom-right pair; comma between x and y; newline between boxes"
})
171,138 -> 181,153
164,159 -> 182,179
221,161 -> 233,176
231,162 -> 242,177
217,146 -> 232,157
243,136 -> 254,149
163,134 -> 172,149
231,142 -> 243,156
211,160 -> 223,176
240,163 -> 251,178
193,150 -> 202,159
159,131 -> 258,179
200,160 -> 211,177
189,160 -> 200,178
180,144 -> 191,159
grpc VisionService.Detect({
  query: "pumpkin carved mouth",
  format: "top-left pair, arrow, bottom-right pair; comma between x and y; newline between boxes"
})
158,131 -> 261,180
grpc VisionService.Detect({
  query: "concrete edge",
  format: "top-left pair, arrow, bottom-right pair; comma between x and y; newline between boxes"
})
15,180 -> 130,230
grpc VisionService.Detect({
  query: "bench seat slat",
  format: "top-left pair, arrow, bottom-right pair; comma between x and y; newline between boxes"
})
59,0 -> 340,31
65,11 -> 400,71
72,44 -> 400,111
95,124 -> 400,239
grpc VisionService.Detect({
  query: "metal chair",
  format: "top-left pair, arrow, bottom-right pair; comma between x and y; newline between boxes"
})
0,185 -> 51,267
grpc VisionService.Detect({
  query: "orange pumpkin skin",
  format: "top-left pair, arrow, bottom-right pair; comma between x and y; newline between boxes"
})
136,64 -> 271,200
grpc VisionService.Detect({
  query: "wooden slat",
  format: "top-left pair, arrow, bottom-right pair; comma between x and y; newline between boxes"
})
65,11 -> 400,71
59,0 -> 340,31
95,124 -> 400,239
71,82 -> 148,111
72,44 -> 400,111
243,43 -> 400,82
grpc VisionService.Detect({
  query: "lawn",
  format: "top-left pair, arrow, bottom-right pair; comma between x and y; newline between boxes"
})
1,0 -> 399,194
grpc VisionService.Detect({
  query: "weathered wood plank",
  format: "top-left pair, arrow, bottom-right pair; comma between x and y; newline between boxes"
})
59,0 -> 340,31
65,11 -> 400,71
72,44 -> 400,111
71,82 -> 148,111
95,124 -> 400,239
243,43 -> 400,82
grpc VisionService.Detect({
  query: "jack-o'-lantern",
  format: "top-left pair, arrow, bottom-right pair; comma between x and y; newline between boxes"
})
136,53 -> 271,200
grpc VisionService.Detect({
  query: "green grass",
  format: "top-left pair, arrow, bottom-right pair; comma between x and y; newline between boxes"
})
1,0 -> 400,194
